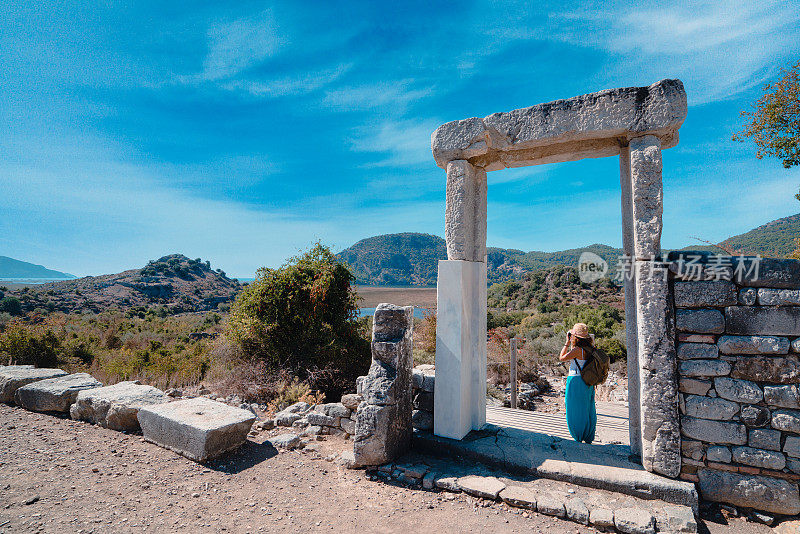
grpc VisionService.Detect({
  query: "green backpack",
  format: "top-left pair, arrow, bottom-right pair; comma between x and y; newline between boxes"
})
580,347 -> 610,386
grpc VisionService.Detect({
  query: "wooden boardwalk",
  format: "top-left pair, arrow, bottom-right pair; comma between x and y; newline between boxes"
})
486,401 -> 630,446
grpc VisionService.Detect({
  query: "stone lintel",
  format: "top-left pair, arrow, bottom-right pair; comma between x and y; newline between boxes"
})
431,79 -> 686,170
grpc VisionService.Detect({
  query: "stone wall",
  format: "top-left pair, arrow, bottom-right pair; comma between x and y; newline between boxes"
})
671,255 -> 800,515
411,365 -> 435,431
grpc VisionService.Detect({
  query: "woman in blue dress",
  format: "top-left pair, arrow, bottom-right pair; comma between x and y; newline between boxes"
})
559,322 -> 597,443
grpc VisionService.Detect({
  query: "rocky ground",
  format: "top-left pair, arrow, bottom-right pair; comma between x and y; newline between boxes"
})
0,404 -> 778,534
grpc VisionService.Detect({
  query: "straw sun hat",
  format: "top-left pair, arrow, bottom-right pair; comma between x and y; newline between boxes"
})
570,323 -> 591,339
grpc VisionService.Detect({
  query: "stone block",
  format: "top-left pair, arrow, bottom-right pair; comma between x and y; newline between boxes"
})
677,342 -> 718,360
317,402 -> 350,419
707,446 -> 731,463
739,288 -> 758,305
435,260 -> 487,440
737,258 -> 800,288
536,494 -> 566,518
614,507 -> 655,534
630,136 -> 663,259
681,439 -> 704,461
678,333 -> 716,343
14,373 -> 101,412
772,409 -> 800,433
657,505 -> 697,534
69,381 -> 168,431
697,468 -> 800,515
675,309 -> 724,333
444,160 -> 486,262
499,486 -> 537,509
354,303 -> 413,466
713,377 -> 763,403
565,497 -> 589,525
413,390 -> 434,411
411,409 -> 433,430
792,338 -> 800,352
457,475 -> 505,499
741,405 -> 771,428
683,395 -> 738,421
679,359 -> 730,378
732,446 -> 786,470
0,367 -> 67,403
681,416 -> 746,445
758,288 -> 800,305
674,280 -> 737,308
340,417 -> 356,435
725,306 -> 800,336
340,394 -> 363,410
717,335 -> 789,355
589,508 -> 615,529
137,397 -> 256,462
431,79 -> 687,170
764,385 -> 800,409
785,436 -> 800,458
635,262 -> 680,477
731,356 -> 800,384
749,429 -> 781,451
306,412 -> 338,427
679,378 -> 711,396
788,458 -> 800,474
411,365 -> 435,393
269,433 -> 301,450
274,411 -> 302,426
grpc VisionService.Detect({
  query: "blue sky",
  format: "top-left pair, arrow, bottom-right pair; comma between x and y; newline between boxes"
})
2,1 -> 800,278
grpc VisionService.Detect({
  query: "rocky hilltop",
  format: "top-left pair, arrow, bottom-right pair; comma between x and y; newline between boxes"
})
2,254 -> 240,315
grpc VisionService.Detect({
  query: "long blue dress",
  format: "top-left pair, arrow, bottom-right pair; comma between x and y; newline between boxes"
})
565,357 -> 597,443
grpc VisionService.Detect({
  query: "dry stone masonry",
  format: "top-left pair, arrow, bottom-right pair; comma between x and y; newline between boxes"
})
672,254 -> 800,515
353,303 -> 414,466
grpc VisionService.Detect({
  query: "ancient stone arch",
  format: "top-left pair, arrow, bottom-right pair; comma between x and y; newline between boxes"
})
430,79 -> 688,478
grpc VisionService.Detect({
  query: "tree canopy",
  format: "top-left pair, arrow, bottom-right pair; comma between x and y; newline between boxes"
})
734,62 -> 800,169
225,243 -> 369,396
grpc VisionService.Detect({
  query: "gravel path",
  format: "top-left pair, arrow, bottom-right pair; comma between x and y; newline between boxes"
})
0,404 -> 771,533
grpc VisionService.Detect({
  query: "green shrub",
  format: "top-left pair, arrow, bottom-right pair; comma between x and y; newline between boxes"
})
225,243 -> 370,397
0,325 -> 61,367
0,297 -> 22,316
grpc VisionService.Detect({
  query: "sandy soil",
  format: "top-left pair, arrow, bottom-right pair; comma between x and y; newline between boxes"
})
0,404 -> 773,534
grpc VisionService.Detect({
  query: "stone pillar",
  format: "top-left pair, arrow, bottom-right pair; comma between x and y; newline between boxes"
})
445,160 -> 487,262
619,145 -> 642,458
435,159 -> 488,440
630,135 -> 681,478
353,304 -> 413,466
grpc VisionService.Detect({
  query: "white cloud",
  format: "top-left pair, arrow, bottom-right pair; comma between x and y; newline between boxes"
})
219,63 -> 352,98
543,1 -> 800,104
322,80 -> 434,112
200,9 -> 285,82
349,118 -> 441,167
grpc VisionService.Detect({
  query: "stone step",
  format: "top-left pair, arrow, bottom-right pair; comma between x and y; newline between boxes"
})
413,424 -> 698,512
372,454 -> 697,533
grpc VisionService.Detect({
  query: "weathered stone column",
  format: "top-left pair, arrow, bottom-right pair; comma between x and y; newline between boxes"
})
435,159 -> 488,440
353,304 -> 413,466
630,135 -> 680,478
619,144 -> 642,458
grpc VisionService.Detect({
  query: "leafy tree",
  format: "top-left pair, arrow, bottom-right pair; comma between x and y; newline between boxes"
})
734,62 -> 799,170
225,243 -> 370,396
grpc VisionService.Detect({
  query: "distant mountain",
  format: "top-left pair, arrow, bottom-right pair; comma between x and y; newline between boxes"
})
338,214 -> 800,287
0,256 -> 75,280
717,213 -> 800,257
337,233 -> 624,286
3,254 -> 240,315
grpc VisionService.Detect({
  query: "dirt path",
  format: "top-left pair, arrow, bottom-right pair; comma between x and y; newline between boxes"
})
0,404 -> 771,533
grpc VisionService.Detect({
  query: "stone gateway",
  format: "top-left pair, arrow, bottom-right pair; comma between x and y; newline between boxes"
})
430,79 -> 687,478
